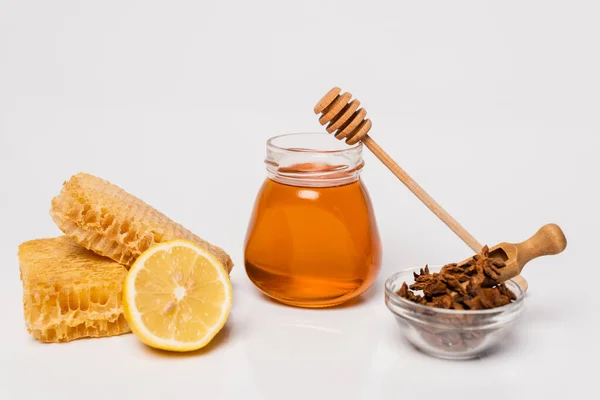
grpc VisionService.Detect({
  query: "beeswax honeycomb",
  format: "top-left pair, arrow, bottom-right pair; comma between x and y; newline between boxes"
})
50,172 -> 233,272
18,236 -> 130,343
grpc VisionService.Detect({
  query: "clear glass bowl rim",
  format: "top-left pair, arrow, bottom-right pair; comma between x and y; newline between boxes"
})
385,265 -> 526,316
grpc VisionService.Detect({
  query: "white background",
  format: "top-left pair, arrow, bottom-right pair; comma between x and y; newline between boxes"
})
1,1 -> 598,399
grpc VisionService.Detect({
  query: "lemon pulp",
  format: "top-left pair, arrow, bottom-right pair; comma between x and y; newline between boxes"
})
123,240 -> 232,352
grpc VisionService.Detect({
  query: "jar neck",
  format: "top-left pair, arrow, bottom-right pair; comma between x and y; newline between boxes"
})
265,133 -> 364,188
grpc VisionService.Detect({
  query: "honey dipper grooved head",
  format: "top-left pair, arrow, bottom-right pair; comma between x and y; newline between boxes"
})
314,88 -> 372,145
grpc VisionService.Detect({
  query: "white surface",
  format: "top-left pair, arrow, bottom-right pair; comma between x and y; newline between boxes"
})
0,1 -> 598,399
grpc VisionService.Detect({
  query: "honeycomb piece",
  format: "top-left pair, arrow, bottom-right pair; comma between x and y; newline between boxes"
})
18,236 -> 130,343
49,172 -> 233,272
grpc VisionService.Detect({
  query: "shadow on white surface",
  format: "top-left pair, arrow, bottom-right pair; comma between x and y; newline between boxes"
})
132,322 -> 233,358
252,278 -> 383,311
244,313 -> 380,400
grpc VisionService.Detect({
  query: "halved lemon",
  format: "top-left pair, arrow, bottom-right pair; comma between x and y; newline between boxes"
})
123,240 -> 232,352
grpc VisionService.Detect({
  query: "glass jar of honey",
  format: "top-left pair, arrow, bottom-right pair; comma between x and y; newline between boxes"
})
244,133 -> 382,308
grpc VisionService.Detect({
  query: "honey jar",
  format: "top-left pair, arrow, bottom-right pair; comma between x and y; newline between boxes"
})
244,133 -> 382,308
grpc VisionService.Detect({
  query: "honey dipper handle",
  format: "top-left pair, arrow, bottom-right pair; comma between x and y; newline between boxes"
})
361,135 -> 483,253
515,223 -> 567,268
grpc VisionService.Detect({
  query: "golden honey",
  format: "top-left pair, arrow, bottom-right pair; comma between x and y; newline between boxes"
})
244,133 -> 382,308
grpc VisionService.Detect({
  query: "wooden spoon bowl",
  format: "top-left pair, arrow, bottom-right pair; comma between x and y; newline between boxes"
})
477,223 -> 567,285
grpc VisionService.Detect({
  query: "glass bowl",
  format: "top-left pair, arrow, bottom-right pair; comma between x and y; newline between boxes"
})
384,265 -> 525,360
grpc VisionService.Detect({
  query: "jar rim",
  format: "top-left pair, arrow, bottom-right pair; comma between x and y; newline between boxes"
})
267,132 -> 362,155
265,132 -> 364,187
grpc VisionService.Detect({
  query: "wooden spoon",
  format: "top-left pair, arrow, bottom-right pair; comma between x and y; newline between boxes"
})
314,88 -> 563,292
461,223 -> 567,286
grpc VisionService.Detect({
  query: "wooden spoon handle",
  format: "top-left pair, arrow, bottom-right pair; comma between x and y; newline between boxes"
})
515,223 -> 567,267
362,135 -> 482,253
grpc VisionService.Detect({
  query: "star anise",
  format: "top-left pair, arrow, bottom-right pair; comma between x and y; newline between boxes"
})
397,245 -> 516,311
398,282 -> 426,304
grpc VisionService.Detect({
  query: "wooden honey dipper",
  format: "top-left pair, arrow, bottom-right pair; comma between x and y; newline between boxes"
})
313,87 -> 485,254
314,87 -> 566,291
